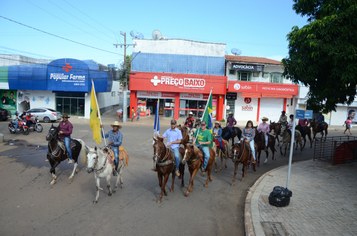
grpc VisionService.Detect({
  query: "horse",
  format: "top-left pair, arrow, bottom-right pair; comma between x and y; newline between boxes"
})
254,131 -> 276,165
310,119 -> 328,141
269,122 -> 284,146
153,135 -> 176,203
181,143 -> 215,197
45,125 -> 87,185
295,125 -> 313,148
177,125 -> 191,187
213,138 -> 229,172
280,129 -> 303,156
231,142 -> 256,185
222,126 -> 242,146
86,146 -> 128,203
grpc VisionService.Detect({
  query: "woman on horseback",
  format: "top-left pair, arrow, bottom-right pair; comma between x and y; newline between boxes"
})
257,117 -> 270,150
213,121 -> 224,150
242,120 -> 256,163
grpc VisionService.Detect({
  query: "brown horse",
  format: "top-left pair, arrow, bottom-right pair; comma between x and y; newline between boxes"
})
310,120 -> 328,141
231,142 -> 256,185
181,144 -> 215,197
269,122 -> 283,146
177,125 -> 191,187
153,136 -> 175,203
213,138 -> 229,172
254,131 -> 276,165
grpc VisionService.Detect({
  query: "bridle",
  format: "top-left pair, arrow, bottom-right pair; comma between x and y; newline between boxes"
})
153,141 -> 173,166
232,142 -> 246,162
47,127 -> 62,160
88,149 -> 110,174
182,145 -> 200,165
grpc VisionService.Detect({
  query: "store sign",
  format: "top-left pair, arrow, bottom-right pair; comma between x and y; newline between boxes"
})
226,92 -> 237,100
241,105 -> 253,111
180,93 -> 203,100
231,63 -> 264,72
150,75 -> 206,88
227,81 -> 298,97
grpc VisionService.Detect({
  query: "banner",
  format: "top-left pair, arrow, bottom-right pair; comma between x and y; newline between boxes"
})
153,100 -> 160,135
90,82 -> 102,144
201,91 -> 213,129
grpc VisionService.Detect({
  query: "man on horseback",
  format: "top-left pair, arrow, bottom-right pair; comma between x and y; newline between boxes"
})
226,112 -> 237,137
242,120 -> 256,164
257,117 -> 270,151
103,121 -> 123,176
193,121 -> 212,172
213,121 -> 224,151
184,111 -> 195,130
278,111 -> 288,131
162,119 -> 182,177
58,113 -> 74,163
287,114 -> 295,137
316,113 -> 325,130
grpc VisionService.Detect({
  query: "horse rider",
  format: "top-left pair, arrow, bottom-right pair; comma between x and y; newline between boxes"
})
316,113 -> 325,129
58,113 -> 74,163
287,114 -> 295,137
103,121 -> 123,176
226,112 -> 237,137
298,118 -> 309,127
278,111 -> 288,131
241,120 -> 256,164
184,111 -> 195,129
212,121 -> 224,151
257,117 -> 270,151
162,119 -> 182,176
193,121 -> 212,173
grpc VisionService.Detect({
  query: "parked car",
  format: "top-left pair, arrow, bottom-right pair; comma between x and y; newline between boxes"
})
26,108 -> 62,123
0,108 -> 11,121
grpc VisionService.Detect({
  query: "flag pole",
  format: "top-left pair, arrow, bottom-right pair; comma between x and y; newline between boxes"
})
91,80 -> 107,145
194,88 -> 213,140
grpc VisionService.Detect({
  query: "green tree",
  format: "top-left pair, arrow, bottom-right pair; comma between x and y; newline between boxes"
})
119,55 -> 132,88
282,0 -> 357,113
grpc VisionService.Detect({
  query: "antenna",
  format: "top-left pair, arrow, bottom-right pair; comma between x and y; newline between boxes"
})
130,30 -> 144,39
231,48 -> 242,56
152,29 -> 163,40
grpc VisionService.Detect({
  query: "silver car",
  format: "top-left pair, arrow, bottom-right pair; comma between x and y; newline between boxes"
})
26,108 -> 62,123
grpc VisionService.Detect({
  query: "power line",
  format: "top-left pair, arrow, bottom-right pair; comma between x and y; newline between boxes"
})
0,15 -> 122,56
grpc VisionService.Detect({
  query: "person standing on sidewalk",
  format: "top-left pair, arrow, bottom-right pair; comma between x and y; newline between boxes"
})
136,107 -> 141,121
58,113 -> 74,163
162,119 -> 182,176
131,107 -> 136,122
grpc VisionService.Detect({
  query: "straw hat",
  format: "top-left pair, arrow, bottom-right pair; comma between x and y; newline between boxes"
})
214,121 -> 220,125
228,111 -> 233,115
261,117 -> 269,121
111,121 -> 122,128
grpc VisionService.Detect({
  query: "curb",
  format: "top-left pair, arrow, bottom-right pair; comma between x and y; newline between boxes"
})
244,165 -> 287,236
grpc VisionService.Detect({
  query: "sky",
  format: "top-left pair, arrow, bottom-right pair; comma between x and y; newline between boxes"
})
0,0 -> 307,67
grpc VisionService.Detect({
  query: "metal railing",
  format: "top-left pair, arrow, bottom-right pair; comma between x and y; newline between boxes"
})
313,136 -> 357,162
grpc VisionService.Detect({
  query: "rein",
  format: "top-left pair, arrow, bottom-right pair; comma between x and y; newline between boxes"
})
156,146 -> 174,166
233,143 -> 246,162
90,150 -> 110,174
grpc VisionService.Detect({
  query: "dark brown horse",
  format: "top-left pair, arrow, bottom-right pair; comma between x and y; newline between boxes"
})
231,142 -> 256,185
254,130 -> 276,165
46,125 -> 87,185
295,125 -> 313,148
222,126 -> 242,146
181,144 -> 215,197
213,138 -> 229,172
153,136 -> 175,203
269,122 -> 283,146
310,119 -> 328,141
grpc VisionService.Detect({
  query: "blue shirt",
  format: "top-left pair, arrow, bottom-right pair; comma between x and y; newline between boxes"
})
162,128 -> 182,149
104,130 -> 123,147
242,127 -> 255,141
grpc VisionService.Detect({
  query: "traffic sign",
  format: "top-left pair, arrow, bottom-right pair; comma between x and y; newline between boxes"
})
296,109 -> 305,119
305,110 -> 313,119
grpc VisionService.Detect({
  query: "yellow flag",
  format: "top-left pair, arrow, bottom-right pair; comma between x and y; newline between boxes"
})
90,82 -> 102,144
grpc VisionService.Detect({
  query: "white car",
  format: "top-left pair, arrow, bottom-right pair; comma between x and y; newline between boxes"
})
26,108 -> 62,123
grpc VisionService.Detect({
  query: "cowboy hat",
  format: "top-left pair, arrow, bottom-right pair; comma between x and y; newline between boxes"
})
228,111 -> 233,115
261,117 -> 269,121
214,121 -> 220,125
111,121 -> 122,128
62,113 -> 70,118
189,111 -> 193,115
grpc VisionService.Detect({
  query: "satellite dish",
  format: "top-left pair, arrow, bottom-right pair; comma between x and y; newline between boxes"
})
152,30 -> 163,40
130,30 -> 144,39
231,48 -> 242,55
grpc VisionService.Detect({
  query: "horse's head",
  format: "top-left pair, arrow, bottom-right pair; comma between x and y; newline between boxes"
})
46,125 -> 59,141
153,135 -> 165,163
86,146 -> 99,173
182,143 -> 194,164
231,143 -> 242,160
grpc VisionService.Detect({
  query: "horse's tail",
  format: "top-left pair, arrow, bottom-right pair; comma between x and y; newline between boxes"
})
119,146 -> 129,167
77,139 -> 88,165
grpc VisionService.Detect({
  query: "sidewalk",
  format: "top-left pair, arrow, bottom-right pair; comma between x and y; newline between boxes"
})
245,159 -> 357,236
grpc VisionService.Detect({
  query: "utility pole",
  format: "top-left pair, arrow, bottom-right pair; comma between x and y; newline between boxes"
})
113,31 -> 135,122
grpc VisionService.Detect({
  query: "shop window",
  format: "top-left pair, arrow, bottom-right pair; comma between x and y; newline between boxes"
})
270,72 -> 283,83
253,72 -> 260,77
238,72 -> 251,81
229,69 -> 235,75
226,100 -> 235,118
263,72 -> 270,79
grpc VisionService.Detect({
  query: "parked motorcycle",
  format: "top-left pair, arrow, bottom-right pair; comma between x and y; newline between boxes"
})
8,120 -> 29,135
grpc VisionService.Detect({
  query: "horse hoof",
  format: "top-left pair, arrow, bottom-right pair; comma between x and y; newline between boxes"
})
108,193 -> 112,196
93,200 -> 98,204
184,191 -> 189,197
50,180 -> 56,185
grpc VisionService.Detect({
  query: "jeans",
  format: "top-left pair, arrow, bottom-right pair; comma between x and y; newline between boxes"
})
171,147 -> 180,171
64,137 -> 72,160
248,139 -> 256,160
111,146 -> 120,166
198,145 -> 210,169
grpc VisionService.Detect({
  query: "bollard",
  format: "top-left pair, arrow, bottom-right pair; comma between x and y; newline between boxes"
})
0,133 -> 4,142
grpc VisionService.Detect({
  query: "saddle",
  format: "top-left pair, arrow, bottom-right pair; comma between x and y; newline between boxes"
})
57,139 -> 77,154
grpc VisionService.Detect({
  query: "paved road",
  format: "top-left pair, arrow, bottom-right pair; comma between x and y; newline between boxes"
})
0,113 -> 348,236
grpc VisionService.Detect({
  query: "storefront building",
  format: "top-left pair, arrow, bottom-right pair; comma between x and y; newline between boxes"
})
0,57 -> 114,118
129,39 -> 227,121
225,56 -> 299,123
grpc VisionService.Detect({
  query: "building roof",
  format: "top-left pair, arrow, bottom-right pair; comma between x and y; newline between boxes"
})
225,55 -> 282,65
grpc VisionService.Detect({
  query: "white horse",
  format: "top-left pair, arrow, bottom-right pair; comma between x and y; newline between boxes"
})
86,146 -> 128,203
